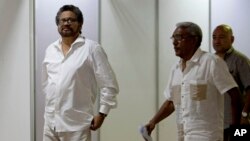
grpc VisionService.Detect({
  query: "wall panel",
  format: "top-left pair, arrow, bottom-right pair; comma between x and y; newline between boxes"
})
100,0 -> 157,140
0,0 -> 32,141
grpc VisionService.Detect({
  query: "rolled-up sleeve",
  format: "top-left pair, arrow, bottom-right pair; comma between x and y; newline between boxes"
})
91,45 -> 119,114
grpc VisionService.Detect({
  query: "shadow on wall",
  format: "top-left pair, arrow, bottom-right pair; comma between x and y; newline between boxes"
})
0,0 -> 22,79
0,0 -> 21,49
109,0 -> 154,46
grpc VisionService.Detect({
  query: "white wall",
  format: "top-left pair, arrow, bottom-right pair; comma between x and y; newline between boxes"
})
100,0 -> 157,140
0,0 -> 32,141
211,0 -> 250,57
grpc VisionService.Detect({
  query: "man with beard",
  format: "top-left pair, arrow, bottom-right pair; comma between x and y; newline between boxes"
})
145,22 -> 241,141
42,5 -> 119,141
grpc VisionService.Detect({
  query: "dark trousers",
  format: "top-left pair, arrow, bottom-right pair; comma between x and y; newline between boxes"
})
224,127 -> 231,141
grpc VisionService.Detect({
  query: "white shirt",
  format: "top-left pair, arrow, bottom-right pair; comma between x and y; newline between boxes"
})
164,48 -> 237,141
42,36 -> 119,132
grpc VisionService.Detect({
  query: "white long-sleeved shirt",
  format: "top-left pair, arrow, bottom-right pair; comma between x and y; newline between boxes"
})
42,36 -> 119,132
164,48 -> 237,141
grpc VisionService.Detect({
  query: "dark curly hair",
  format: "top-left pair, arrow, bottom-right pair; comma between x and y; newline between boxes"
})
55,5 -> 84,26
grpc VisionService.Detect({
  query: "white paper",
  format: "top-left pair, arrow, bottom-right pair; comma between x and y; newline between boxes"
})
139,125 -> 153,141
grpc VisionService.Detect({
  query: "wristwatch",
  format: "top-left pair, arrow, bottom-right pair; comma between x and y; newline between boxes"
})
242,111 -> 248,118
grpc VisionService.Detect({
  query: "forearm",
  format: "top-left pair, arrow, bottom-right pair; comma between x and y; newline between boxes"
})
231,103 -> 241,125
150,100 -> 175,125
240,88 -> 250,124
242,88 -> 250,114
228,87 -> 241,125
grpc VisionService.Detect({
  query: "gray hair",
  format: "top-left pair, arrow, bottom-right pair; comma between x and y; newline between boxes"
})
176,22 -> 203,47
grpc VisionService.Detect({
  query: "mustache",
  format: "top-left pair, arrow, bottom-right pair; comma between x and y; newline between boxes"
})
61,25 -> 73,30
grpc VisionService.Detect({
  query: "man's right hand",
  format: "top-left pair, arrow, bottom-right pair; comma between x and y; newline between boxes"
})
145,121 -> 156,135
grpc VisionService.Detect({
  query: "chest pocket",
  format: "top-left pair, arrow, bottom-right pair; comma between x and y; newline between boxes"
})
189,80 -> 207,101
171,85 -> 181,105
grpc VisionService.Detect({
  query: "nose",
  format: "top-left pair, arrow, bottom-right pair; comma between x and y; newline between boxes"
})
63,21 -> 71,25
172,39 -> 178,45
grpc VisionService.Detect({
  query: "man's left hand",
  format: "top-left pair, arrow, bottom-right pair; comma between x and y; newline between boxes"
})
241,117 -> 250,125
90,114 -> 106,130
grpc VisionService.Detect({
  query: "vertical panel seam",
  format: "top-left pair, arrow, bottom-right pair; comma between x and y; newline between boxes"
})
208,0 -> 212,53
98,0 -> 101,141
30,0 -> 36,140
155,0 -> 159,141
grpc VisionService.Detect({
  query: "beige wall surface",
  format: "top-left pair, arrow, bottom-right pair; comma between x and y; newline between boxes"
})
0,0 -> 32,141
100,0 -> 157,140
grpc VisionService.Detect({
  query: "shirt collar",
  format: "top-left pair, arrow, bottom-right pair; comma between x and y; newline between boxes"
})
54,35 -> 85,49
177,48 -> 203,67
189,48 -> 203,63
224,47 -> 234,57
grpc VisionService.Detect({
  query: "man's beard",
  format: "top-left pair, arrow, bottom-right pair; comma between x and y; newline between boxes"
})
60,29 -> 76,37
59,26 -> 79,37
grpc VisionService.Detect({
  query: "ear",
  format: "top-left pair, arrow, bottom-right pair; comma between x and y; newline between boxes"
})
231,35 -> 235,43
79,23 -> 83,34
193,36 -> 200,47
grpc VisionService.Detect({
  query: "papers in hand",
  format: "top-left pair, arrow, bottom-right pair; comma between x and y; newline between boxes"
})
139,125 -> 153,141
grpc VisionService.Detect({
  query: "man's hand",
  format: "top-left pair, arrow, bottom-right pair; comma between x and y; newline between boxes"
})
90,113 -> 106,130
241,117 -> 250,125
144,121 -> 156,135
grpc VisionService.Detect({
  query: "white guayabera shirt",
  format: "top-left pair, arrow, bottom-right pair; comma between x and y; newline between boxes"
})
164,48 -> 237,141
42,36 -> 119,132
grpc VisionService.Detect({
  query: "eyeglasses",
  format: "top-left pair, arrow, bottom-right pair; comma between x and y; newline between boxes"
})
170,34 -> 196,41
58,18 -> 77,25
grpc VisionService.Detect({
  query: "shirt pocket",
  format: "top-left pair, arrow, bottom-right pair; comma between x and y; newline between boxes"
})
171,85 -> 181,105
189,80 -> 207,101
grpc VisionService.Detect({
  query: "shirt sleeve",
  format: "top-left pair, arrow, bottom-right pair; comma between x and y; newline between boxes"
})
211,56 -> 238,94
41,49 -> 49,94
91,45 -> 119,115
164,65 -> 176,101
237,57 -> 250,90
